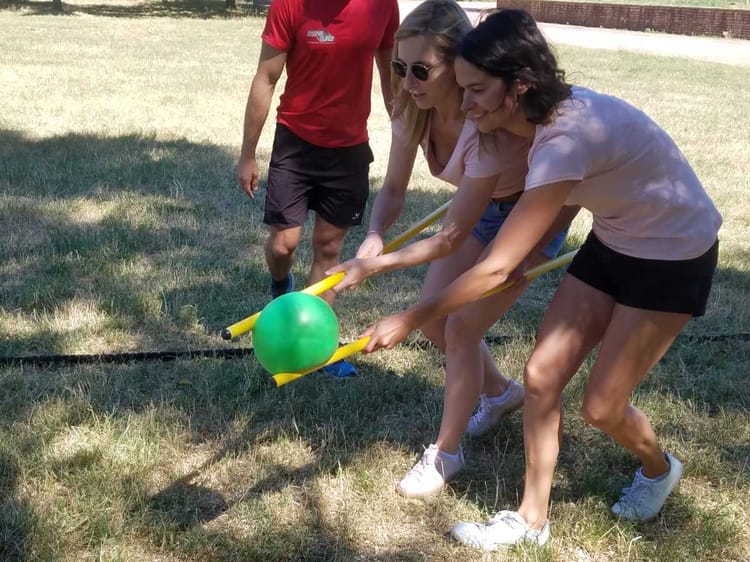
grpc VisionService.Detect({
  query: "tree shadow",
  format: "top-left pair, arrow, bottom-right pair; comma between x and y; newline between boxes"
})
0,152 -> 460,560
143,477 -> 229,530
0,128 -> 272,356
1,122 -> 748,559
0,451 -> 35,562
127,361 -> 469,560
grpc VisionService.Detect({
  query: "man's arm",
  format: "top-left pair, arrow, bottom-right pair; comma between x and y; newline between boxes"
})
237,41 -> 287,199
374,48 -> 393,115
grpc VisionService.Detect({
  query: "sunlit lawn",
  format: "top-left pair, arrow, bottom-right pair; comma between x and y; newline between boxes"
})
0,2 -> 748,561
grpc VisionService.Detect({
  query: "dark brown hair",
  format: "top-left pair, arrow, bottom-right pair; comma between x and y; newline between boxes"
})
459,9 -> 572,124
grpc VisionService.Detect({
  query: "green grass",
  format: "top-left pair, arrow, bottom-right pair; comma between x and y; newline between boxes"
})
1,3 -> 749,561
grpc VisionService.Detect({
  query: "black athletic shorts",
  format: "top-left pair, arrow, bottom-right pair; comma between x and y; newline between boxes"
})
567,231 -> 719,317
263,124 -> 373,228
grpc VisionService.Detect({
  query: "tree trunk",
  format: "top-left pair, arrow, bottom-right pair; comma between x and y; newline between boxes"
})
225,0 -> 236,9
52,0 -> 62,11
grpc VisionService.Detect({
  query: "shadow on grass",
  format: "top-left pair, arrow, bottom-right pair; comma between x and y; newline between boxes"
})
110,360 -> 455,559
1,125 -> 748,559
5,0 -> 266,19
0,128 -> 455,357
0,452 -> 34,562
0,123 -> 462,559
0,128 -> 275,356
145,477 -> 229,530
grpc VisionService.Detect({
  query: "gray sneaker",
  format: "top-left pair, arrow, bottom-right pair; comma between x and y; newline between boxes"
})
396,444 -> 464,498
451,510 -> 550,551
466,380 -> 524,437
611,452 -> 684,521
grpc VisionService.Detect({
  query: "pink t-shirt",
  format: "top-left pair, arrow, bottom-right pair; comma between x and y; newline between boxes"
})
393,113 -> 529,198
526,87 -> 722,260
263,0 -> 399,147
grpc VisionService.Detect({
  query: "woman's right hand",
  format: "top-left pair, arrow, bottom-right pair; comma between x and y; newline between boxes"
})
356,231 -> 385,259
360,310 -> 418,353
326,258 -> 377,292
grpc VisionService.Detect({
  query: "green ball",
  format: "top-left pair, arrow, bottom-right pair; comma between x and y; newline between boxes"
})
252,292 -> 339,374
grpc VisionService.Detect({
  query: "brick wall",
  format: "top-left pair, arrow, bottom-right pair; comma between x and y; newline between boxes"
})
496,0 -> 750,39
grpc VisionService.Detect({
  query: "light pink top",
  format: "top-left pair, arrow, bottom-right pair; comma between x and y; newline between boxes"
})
393,113 -> 529,198
526,87 -> 722,260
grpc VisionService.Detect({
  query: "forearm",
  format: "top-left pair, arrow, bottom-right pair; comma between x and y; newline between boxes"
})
364,175 -> 491,273
240,77 -> 274,159
366,230 -> 456,275
405,191 -> 577,328
407,260 -> 509,328
381,83 -> 393,115
367,188 -> 407,235
375,50 -> 393,114
362,181 -> 579,353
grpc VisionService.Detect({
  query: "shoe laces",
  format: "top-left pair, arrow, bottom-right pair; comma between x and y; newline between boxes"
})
472,395 -> 492,421
488,510 -> 525,530
411,444 -> 440,476
619,471 -> 651,509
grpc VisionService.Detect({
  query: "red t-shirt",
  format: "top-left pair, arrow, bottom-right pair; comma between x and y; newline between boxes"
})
262,0 -> 398,148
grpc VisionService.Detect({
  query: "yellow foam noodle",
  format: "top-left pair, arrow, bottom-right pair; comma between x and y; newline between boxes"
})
271,336 -> 371,387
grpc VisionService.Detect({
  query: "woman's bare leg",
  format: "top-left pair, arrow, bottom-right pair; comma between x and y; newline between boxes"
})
580,305 -> 689,477
518,275 -> 614,528
418,235 -> 513,398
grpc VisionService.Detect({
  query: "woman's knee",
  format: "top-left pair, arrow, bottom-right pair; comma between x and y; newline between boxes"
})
580,391 -> 625,431
523,355 -> 564,400
444,312 -> 485,350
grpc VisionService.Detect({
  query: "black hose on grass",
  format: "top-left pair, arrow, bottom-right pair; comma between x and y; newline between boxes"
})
0,333 -> 747,367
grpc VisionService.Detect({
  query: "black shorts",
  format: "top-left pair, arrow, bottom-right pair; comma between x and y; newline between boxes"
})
567,231 -> 719,317
263,124 -> 373,228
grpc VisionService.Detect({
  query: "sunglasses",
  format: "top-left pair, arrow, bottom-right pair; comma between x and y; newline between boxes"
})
390,59 -> 443,81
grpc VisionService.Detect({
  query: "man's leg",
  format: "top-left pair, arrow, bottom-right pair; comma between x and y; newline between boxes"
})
309,140 -> 371,376
262,125 -> 320,298
265,224 -> 302,282
310,214 -> 357,378
265,224 -> 302,298
310,215 -> 349,305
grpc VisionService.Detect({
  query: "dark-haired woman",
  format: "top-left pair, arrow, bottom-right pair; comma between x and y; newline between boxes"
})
331,0 -> 574,500
346,9 -> 722,550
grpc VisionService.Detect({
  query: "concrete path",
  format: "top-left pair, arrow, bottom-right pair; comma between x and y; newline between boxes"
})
398,1 -> 750,67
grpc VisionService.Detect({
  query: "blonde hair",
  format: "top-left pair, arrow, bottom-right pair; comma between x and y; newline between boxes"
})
391,0 -> 473,147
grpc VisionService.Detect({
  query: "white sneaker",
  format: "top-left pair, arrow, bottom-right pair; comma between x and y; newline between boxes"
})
466,380 -> 525,437
611,453 -> 684,521
451,510 -> 550,551
396,444 -> 464,498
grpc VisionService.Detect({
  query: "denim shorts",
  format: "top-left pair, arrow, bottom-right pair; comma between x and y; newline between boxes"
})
471,200 -> 568,259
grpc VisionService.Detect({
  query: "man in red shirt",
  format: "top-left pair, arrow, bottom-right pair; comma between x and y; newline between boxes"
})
237,0 -> 399,378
